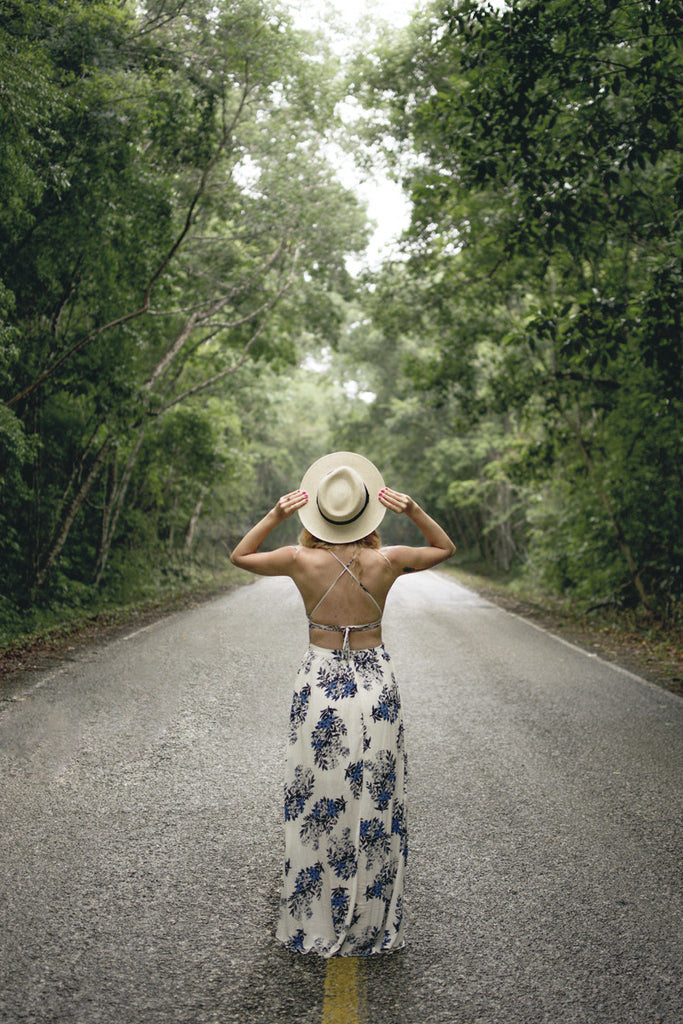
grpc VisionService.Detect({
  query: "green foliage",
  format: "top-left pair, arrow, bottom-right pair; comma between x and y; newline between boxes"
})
0,0 -> 368,634
4,0 -> 681,642
349,0 -> 683,615
0,403 -> 32,594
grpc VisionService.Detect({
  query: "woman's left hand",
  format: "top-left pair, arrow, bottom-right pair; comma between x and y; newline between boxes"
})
273,489 -> 309,520
379,487 -> 416,516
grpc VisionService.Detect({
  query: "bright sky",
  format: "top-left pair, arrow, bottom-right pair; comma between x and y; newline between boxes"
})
287,0 -> 423,269
289,0 -> 419,32
286,1 -> 508,271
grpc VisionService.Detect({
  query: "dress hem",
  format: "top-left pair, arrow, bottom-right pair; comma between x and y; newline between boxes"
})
276,936 -> 406,959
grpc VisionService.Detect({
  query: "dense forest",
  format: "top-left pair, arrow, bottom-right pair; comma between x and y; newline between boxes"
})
1,0 -> 682,644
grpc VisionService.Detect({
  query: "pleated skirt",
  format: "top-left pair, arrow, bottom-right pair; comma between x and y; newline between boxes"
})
276,643 -> 407,957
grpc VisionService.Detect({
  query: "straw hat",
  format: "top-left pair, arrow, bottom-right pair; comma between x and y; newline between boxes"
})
298,451 -> 386,543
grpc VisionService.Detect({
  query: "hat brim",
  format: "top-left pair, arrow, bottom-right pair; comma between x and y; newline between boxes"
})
298,451 -> 386,544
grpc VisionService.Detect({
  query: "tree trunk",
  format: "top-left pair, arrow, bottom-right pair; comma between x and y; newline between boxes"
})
93,425 -> 148,587
33,438 -> 111,589
184,484 -> 208,552
47,422 -> 101,540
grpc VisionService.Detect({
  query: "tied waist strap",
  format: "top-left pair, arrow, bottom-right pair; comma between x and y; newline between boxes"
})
308,619 -> 382,659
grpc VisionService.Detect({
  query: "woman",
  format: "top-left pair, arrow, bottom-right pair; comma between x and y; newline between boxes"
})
230,452 -> 455,957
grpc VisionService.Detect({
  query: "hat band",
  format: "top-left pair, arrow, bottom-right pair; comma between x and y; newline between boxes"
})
317,485 -> 369,527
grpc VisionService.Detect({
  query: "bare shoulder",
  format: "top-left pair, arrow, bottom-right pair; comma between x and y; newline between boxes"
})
381,545 -> 418,572
371,547 -> 400,572
381,544 -> 452,573
292,546 -> 329,565
290,544 -> 336,580
231,543 -> 300,577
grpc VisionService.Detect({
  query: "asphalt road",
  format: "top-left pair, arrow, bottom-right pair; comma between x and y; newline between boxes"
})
1,572 -> 681,1024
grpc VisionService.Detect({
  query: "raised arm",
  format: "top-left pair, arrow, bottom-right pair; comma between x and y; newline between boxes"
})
379,487 -> 456,573
230,490 -> 308,576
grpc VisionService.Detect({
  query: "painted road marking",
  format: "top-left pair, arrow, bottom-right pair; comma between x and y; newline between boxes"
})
322,957 -> 365,1024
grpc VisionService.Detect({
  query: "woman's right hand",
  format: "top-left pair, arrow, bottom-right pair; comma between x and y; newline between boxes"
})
273,489 -> 309,520
379,487 -> 416,516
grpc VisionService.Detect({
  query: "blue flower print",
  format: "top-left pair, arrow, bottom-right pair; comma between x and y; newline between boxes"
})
331,887 -> 350,933
311,707 -> 348,770
391,801 -> 408,861
284,766 -> 315,822
359,817 -> 390,868
288,862 -> 325,919
299,651 -> 314,676
352,649 -> 384,688
277,642 -> 407,956
300,796 -> 347,849
316,655 -> 357,700
392,895 -> 404,934
348,925 -> 383,956
286,929 -> 306,952
327,827 -> 358,881
289,683 -> 311,743
365,857 -> 398,904
367,750 -> 397,811
345,760 -> 363,799
371,679 -> 401,724
362,720 -> 371,753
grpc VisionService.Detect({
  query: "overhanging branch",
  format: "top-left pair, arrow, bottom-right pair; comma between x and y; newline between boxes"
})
6,67 -> 253,411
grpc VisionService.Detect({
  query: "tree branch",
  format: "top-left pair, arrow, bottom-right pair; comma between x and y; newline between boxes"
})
159,315 -> 273,411
143,240 -> 289,391
156,246 -> 302,410
6,66 -> 253,411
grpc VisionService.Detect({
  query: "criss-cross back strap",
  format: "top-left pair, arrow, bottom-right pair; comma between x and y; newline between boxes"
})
308,550 -> 383,620
307,550 -> 384,659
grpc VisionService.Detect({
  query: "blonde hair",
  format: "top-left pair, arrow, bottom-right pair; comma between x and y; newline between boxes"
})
298,528 -> 381,550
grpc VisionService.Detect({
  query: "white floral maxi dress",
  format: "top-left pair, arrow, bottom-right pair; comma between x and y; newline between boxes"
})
276,642 -> 408,957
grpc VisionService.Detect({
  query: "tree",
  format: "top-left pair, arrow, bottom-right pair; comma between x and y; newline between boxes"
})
351,0 -> 683,613
0,0 -> 367,618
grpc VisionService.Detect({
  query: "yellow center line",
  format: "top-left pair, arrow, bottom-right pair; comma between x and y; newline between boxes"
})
322,956 -> 365,1024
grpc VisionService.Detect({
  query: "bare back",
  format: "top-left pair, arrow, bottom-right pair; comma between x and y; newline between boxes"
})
290,544 -> 398,651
